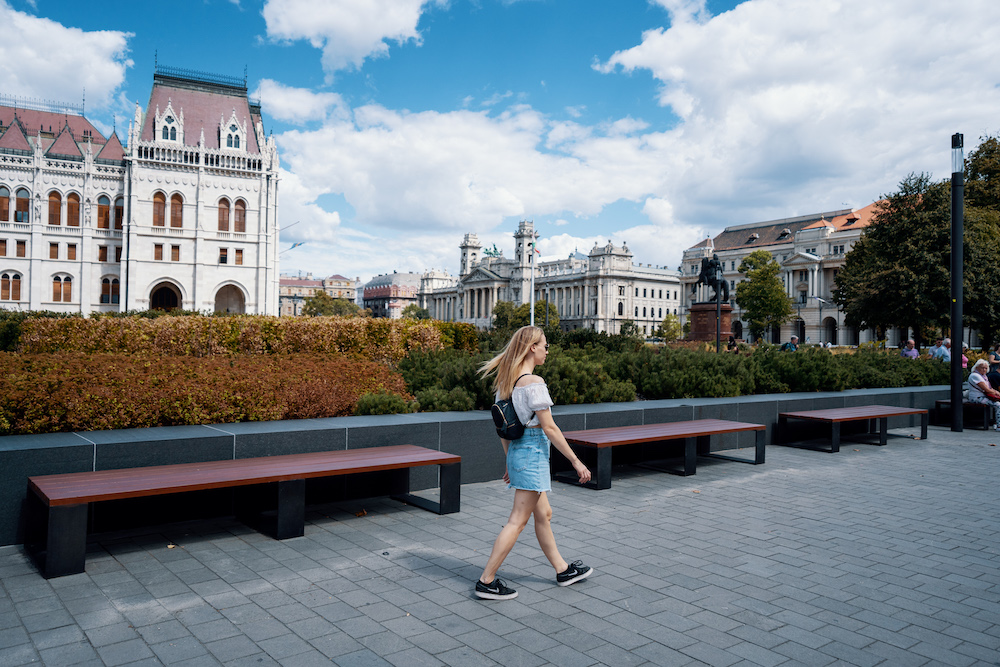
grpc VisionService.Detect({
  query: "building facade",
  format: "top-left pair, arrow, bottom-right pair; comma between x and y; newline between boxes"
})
423,220 -> 682,334
680,203 -> 885,346
278,273 -> 359,316
363,272 -> 422,319
0,65 -> 279,315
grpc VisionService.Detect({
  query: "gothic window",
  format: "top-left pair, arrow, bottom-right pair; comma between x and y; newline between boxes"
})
170,127 -> 176,140
52,276 -> 72,302
153,192 -> 166,226
68,193 -> 81,227
114,197 -> 124,230
218,198 -> 230,231
227,135 -> 233,148
14,188 -> 29,223
234,200 -> 246,233
97,196 -> 111,229
170,194 -> 183,228
162,126 -> 169,140
1,273 -> 21,300
101,278 -> 120,304
48,192 -> 61,225
233,135 -> 239,149
0,186 -> 8,221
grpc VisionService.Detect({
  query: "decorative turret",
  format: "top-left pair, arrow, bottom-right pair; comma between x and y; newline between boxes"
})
459,233 -> 481,277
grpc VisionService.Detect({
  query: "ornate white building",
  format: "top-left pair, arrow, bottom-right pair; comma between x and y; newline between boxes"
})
680,203 -> 883,346
0,65 -> 279,315
423,220 -> 682,334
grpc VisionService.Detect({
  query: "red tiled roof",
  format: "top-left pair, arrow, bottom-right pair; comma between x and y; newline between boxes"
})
96,132 -> 126,161
0,106 -> 105,145
326,274 -> 351,281
46,124 -> 83,159
827,201 -> 881,230
0,120 -> 31,151
140,81 -> 260,153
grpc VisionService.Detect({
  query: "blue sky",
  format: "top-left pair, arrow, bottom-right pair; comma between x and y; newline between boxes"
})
3,0 -> 999,283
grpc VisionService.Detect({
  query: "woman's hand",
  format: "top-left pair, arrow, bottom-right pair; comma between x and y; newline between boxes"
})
573,459 -> 592,485
502,467 -> 510,485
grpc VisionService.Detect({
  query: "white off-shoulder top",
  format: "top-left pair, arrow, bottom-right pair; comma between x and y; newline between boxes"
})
502,382 -> 554,427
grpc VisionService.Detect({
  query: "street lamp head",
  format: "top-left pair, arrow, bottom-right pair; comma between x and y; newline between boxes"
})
952,133 -> 964,174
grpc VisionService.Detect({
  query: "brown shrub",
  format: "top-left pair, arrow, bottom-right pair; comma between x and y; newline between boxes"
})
0,353 -> 411,435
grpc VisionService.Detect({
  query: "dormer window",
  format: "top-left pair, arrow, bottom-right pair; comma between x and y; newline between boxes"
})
777,228 -> 791,239
155,104 -> 183,143
746,232 -> 759,243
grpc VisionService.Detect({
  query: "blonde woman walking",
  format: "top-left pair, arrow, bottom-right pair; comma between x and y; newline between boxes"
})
474,325 -> 593,600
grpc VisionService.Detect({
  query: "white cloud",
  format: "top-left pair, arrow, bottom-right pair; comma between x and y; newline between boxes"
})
0,1 -> 131,109
254,79 -> 346,124
262,0 -> 444,77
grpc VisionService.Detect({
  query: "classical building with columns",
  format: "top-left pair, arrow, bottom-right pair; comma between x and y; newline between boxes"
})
0,64 -> 280,315
680,203 -> 884,346
423,220 -> 681,334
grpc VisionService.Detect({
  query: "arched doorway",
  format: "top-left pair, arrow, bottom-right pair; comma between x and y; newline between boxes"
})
795,318 -> 806,342
214,285 -> 245,314
823,317 -> 838,346
732,321 -> 743,340
150,283 -> 180,311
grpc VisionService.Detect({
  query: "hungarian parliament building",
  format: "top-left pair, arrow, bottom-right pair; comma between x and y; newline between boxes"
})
0,65 -> 280,315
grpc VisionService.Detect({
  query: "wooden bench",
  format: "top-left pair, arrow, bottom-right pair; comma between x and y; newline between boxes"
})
558,419 -> 766,490
933,399 -> 992,430
776,405 -> 928,453
26,445 -> 460,578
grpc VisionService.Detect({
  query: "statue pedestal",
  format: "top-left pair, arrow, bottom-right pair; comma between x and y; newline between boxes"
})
688,302 -> 733,342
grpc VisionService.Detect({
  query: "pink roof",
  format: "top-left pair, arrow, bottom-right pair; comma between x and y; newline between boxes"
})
46,124 -> 83,159
0,106 -> 105,145
0,120 -> 31,151
96,132 -> 125,161
827,201 -> 880,230
326,274 -> 351,281
140,80 -> 260,153
280,278 -> 323,288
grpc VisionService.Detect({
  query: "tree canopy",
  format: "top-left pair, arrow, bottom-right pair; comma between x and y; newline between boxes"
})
657,313 -> 682,341
735,250 -> 794,341
301,292 -> 366,317
401,304 -> 431,320
832,135 -> 1000,345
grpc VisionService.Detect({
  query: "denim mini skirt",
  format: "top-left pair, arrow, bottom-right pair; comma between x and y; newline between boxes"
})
507,427 -> 551,492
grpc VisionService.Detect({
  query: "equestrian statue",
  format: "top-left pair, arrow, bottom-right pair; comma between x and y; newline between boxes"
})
692,254 -> 729,303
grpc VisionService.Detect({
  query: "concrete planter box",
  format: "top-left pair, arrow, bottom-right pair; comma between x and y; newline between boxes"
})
0,385 -> 948,546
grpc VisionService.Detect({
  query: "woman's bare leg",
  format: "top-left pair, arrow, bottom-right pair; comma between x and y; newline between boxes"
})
532,492 -> 569,573
480,490 -> 541,583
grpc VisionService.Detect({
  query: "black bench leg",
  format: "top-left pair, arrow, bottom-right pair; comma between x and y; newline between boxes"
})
831,422 -> 841,453
275,479 -> 306,540
687,437 -> 703,476
776,415 -> 787,445
35,502 -> 88,578
393,462 -> 463,514
879,417 -> 888,446
755,429 -> 766,464
921,412 -> 928,440
593,448 -> 612,489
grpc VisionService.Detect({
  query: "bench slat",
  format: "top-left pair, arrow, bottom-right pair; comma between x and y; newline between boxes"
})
778,405 -> 927,422
563,419 -> 765,447
29,445 -> 460,506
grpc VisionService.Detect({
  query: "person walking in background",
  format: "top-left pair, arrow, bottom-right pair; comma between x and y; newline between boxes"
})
934,338 -> 952,362
474,326 -> 593,600
900,339 -> 919,359
780,335 -> 798,352
989,343 -> 1000,373
929,338 -> 944,358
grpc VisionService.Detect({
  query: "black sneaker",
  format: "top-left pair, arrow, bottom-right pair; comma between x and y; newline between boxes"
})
475,577 -> 518,600
556,561 -> 593,587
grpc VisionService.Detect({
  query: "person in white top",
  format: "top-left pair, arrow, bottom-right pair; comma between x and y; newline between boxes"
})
473,326 -> 593,600
967,358 -> 1000,431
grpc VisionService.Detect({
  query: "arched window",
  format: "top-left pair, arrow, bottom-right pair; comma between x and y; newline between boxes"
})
152,192 -> 166,226
618,302 -> 623,316
218,198 -> 230,231
162,126 -> 169,140
642,307 -> 647,317
101,278 -> 121,304
52,276 -> 72,302
634,306 -> 638,317
170,127 -> 176,141
1,273 -> 22,300
233,135 -> 240,149
170,194 -> 183,228
67,193 -> 81,227
15,188 -> 29,223
114,197 -> 124,230
97,195 -> 111,229
227,134 -> 233,148
658,308 -> 662,318
234,200 -> 246,233
0,186 -> 9,221
48,192 -> 61,225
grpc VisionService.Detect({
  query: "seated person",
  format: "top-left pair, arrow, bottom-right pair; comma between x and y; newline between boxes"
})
967,359 -> 1000,431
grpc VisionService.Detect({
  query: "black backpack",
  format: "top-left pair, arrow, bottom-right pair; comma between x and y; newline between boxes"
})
491,374 -> 534,440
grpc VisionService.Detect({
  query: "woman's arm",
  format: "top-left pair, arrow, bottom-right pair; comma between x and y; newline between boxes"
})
536,409 -> 592,484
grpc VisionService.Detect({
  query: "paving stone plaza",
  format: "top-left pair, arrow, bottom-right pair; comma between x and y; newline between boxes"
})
1,424 -> 998,666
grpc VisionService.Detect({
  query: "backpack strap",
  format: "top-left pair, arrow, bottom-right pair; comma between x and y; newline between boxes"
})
512,374 -> 536,426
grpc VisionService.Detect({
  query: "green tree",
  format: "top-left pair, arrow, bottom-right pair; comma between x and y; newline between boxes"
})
401,304 -> 431,320
656,313 -> 682,341
964,136 -> 1000,345
302,292 -> 364,317
735,250 -> 794,341
619,319 -> 641,338
492,301 -> 515,329
511,301 -> 559,329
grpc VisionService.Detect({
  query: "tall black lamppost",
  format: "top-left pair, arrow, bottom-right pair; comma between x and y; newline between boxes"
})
951,133 -> 964,432
715,260 -> 723,353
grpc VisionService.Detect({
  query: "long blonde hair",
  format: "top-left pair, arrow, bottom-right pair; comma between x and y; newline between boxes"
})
479,325 -> 544,399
